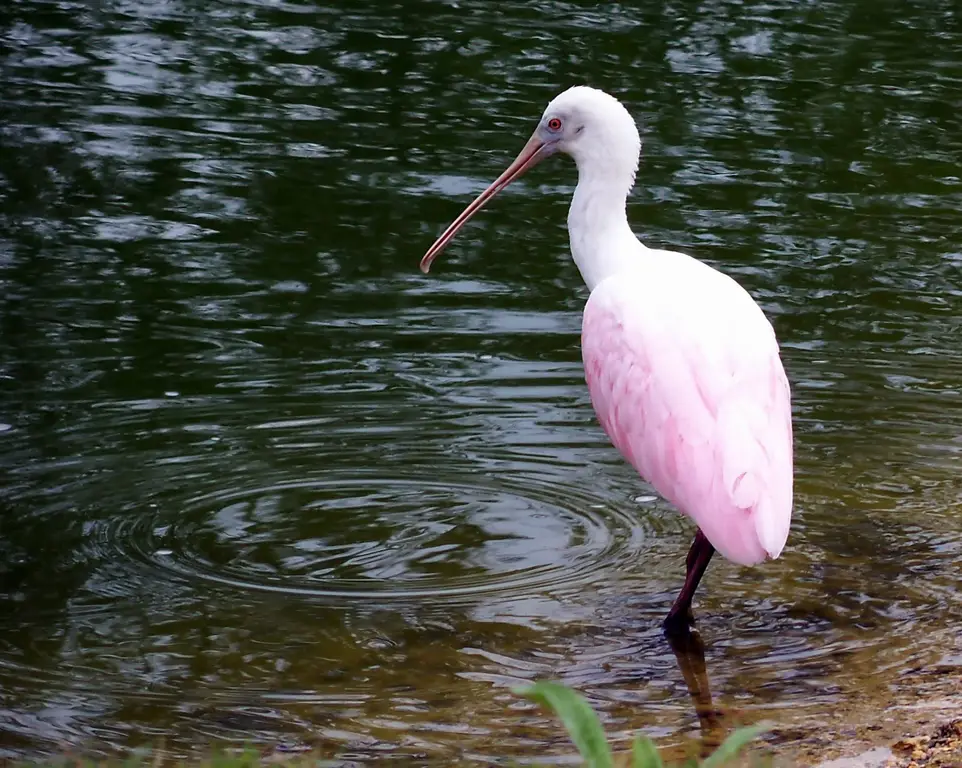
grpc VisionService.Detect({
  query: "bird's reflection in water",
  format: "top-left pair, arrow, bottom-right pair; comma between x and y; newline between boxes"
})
665,627 -> 727,758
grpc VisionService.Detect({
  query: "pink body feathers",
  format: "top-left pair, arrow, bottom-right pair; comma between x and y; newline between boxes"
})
582,254 -> 793,566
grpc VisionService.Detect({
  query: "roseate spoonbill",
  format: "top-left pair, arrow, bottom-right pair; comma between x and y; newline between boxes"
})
419,86 -> 793,632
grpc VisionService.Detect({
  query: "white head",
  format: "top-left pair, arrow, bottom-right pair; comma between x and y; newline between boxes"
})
420,86 -> 642,273
536,86 -> 642,194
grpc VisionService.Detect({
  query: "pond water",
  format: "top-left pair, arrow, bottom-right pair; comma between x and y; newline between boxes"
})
1,0 -> 961,762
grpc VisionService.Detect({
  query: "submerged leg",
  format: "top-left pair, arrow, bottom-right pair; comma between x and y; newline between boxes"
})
664,529 -> 715,634
665,626 -> 723,749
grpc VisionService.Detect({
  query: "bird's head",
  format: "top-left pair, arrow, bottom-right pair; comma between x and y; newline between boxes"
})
420,86 -> 641,273
533,86 -> 641,176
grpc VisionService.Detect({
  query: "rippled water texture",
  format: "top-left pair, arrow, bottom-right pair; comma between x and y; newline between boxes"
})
2,0 -> 962,762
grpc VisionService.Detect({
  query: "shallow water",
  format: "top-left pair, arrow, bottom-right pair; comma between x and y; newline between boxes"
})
1,0 -> 962,762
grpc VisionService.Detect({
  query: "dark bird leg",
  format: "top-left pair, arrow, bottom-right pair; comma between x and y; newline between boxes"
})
664,529 -> 715,634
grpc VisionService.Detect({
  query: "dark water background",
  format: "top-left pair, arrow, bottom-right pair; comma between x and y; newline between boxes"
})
2,0 -> 961,762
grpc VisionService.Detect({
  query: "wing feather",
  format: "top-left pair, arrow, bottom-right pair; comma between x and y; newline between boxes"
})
582,261 -> 793,565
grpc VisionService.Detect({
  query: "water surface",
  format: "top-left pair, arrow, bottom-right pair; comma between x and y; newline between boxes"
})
2,0 -> 962,762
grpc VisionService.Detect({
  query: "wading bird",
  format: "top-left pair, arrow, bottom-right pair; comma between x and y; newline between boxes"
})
419,86 -> 793,632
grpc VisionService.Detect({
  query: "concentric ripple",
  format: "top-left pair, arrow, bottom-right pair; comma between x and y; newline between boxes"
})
104,471 -> 649,604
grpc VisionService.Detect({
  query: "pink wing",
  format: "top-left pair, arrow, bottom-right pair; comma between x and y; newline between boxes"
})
581,262 -> 793,566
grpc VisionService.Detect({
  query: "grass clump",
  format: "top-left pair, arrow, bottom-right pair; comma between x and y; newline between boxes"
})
516,681 -> 767,768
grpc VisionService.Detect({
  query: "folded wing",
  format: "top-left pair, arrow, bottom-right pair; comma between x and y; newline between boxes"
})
581,262 -> 793,565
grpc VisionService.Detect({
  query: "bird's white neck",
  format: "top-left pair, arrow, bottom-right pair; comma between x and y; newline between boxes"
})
567,167 -> 644,292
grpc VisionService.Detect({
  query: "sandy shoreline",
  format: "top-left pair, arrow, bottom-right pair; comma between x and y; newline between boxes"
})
789,683 -> 962,767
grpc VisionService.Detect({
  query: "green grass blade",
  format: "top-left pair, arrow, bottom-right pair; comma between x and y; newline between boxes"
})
700,724 -> 768,768
631,733 -> 665,768
514,681 -> 614,768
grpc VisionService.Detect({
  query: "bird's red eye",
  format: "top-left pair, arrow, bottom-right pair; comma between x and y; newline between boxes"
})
547,117 -> 563,131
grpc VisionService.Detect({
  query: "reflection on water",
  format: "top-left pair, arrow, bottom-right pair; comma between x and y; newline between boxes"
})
2,0 -> 962,762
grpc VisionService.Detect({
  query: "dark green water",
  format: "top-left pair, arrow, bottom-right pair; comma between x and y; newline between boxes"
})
2,0 -> 961,762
